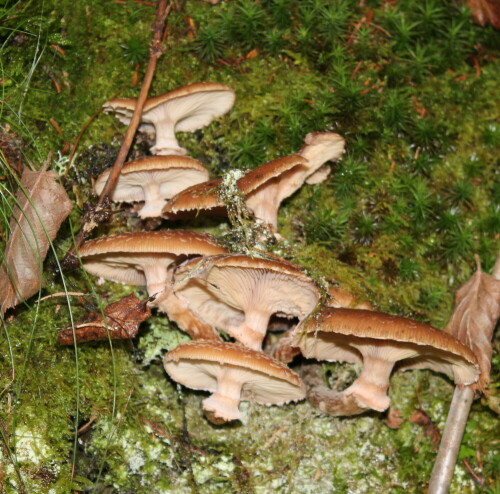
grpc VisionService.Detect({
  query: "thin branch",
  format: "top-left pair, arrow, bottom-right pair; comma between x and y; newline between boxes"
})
66,0 -> 171,257
96,0 -> 171,210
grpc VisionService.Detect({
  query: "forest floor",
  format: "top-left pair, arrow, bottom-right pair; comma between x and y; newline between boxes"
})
0,0 -> 499,492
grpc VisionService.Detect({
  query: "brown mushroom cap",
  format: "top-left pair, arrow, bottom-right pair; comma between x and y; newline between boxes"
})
162,178 -> 223,218
79,230 -> 226,297
164,340 -> 306,422
294,308 -> 479,411
173,254 -> 320,350
104,82 -> 235,155
163,154 -> 308,230
94,156 -> 210,218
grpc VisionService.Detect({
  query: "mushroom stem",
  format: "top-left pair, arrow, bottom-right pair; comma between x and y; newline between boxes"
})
143,262 -> 170,298
299,363 -> 367,416
228,309 -> 271,350
427,386 -> 474,494
248,195 -> 279,230
156,291 -> 221,341
139,181 -> 165,218
202,369 -> 243,422
344,355 -> 394,411
150,118 -> 185,155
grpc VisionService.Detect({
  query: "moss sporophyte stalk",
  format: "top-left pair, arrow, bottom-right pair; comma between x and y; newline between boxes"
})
0,0 -> 498,492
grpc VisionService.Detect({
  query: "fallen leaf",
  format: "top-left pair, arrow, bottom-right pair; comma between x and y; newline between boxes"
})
444,255 -> 500,391
245,48 -> 258,59
409,409 -> 441,448
57,294 -> 151,345
0,168 -> 73,314
467,0 -> 500,28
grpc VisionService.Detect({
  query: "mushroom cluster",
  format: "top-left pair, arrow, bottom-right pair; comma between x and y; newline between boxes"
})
81,81 -> 480,427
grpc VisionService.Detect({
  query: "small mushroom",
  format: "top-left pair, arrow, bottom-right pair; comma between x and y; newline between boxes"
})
163,154 -> 309,231
164,340 -> 306,423
273,285 -> 372,363
173,254 -> 320,350
294,308 -> 479,413
94,156 -> 209,218
104,82 -> 235,155
79,230 -> 227,340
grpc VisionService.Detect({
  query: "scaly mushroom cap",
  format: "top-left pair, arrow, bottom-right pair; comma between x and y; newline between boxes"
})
163,154 -> 307,229
103,82 -> 235,155
164,340 -> 306,423
94,156 -> 210,218
162,178 -> 223,218
173,254 -> 320,350
294,308 -> 479,412
298,132 -> 346,185
79,230 -> 226,297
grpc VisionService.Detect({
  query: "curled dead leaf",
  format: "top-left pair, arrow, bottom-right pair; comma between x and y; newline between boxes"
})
0,168 -> 72,314
57,294 -> 151,345
444,255 -> 500,391
466,0 -> 500,28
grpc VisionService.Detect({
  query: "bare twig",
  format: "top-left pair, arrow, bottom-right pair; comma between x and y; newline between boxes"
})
63,87 -> 125,179
66,0 -> 171,259
96,0 -> 171,209
38,292 -> 85,301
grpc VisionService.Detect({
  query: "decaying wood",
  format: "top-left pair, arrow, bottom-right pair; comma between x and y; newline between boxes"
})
0,168 -> 72,314
57,294 -> 152,345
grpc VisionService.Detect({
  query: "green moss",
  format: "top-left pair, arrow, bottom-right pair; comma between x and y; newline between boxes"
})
0,0 -> 499,491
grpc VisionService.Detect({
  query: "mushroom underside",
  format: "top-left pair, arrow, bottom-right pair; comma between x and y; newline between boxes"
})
175,267 -> 318,348
165,359 -> 305,422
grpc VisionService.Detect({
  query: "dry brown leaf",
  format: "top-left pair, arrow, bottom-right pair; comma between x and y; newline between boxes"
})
0,168 -> 73,314
467,0 -> 500,28
57,294 -> 152,345
444,255 -> 500,391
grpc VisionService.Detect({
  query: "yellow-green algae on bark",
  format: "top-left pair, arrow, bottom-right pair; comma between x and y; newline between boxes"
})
0,0 -> 499,492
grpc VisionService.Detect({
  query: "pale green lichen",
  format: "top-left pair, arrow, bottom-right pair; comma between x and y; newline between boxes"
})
139,315 -> 190,367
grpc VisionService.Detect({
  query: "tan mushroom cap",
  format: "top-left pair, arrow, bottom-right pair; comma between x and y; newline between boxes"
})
105,82 -> 233,118
164,340 -> 306,423
104,82 -> 235,155
79,230 -> 226,297
294,308 -> 479,412
163,178 -> 223,217
163,154 -> 307,230
298,132 -> 345,185
94,156 -> 210,218
173,254 -> 320,350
